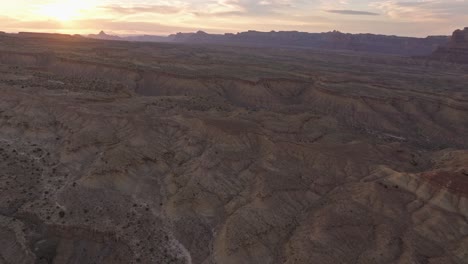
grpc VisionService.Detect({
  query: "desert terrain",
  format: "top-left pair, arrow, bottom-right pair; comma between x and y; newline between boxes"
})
0,31 -> 468,264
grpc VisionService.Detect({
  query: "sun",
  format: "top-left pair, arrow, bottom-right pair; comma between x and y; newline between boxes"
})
40,3 -> 76,21
38,1 -> 88,21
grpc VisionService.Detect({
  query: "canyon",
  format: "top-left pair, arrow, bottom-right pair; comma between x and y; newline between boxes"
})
0,30 -> 467,263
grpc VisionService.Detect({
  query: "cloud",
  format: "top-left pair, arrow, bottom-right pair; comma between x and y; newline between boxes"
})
100,4 -> 183,15
372,0 -> 468,21
0,16 -> 62,31
325,9 -> 379,16
1,0 -> 466,37
76,19 -> 195,34
204,0 -> 308,16
191,11 -> 246,17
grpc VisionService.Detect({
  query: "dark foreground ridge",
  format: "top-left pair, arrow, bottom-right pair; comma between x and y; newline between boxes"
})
0,29 -> 467,263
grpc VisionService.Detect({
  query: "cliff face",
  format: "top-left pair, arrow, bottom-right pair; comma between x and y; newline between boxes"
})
170,30 -> 448,56
452,27 -> 468,45
432,27 -> 468,63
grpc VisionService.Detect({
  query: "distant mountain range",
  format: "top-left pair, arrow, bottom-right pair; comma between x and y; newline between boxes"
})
88,31 -> 170,43
87,30 -> 449,56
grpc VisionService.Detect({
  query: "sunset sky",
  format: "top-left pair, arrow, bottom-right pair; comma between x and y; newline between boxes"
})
1,0 -> 467,37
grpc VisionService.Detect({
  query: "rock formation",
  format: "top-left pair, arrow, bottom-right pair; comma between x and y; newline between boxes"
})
432,27 -> 468,63
87,30 -> 122,41
88,31 -> 171,43
170,30 -> 448,56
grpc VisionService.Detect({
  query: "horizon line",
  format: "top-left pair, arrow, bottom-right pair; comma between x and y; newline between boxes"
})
2,28 -> 454,39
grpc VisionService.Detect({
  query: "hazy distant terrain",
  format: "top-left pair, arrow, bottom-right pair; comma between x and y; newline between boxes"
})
0,30 -> 467,264
87,30 -> 449,56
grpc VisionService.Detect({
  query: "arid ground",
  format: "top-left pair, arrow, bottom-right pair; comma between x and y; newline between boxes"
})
0,33 -> 468,264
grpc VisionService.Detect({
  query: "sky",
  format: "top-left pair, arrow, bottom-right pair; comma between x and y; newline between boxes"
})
1,0 -> 467,37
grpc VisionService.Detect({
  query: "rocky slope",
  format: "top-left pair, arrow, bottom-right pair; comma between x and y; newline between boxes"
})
432,27 -> 468,63
0,32 -> 467,264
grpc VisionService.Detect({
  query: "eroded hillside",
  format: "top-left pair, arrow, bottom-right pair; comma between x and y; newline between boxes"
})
0,33 -> 467,264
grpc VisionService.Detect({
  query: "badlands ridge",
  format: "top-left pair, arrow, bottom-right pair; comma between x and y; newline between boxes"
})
0,30 -> 467,263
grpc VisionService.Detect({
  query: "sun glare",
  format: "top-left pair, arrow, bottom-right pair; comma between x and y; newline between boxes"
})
38,1 -> 90,21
